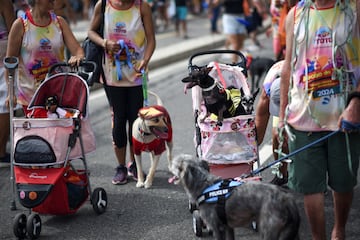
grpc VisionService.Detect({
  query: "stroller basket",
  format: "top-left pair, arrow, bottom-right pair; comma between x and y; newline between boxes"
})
14,166 -> 89,214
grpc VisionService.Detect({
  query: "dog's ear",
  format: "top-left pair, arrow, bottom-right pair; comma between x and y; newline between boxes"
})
200,160 -> 210,172
240,87 -> 245,97
138,107 -> 163,119
253,88 -> 260,99
205,66 -> 213,75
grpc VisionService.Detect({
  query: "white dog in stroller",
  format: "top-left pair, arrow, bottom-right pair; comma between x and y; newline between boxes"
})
169,154 -> 300,240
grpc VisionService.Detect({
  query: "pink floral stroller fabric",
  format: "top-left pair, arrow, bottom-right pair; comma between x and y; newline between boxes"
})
191,61 -> 258,174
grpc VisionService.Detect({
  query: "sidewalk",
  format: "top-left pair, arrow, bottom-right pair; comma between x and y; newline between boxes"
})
71,15 -> 273,72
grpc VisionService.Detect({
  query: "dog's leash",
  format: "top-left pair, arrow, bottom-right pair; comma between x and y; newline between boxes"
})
142,69 -> 149,106
214,62 -> 227,89
240,120 -> 359,179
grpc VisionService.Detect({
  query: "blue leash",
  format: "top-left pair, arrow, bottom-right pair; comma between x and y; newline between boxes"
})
241,120 -> 359,179
115,39 -> 133,81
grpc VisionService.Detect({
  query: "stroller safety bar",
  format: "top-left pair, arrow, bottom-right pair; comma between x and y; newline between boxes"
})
187,50 -> 248,76
46,61 -> 97,84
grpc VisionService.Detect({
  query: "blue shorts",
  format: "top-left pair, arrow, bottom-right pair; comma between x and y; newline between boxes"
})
176,7 -> 188,20
222,14 -> 247,35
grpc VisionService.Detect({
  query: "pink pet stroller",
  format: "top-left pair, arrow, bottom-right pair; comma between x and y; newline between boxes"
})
5,59 -> 108,239
183,50 -> 260,237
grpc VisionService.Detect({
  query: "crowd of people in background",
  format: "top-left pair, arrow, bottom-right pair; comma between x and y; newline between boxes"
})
7,0 -> 274,45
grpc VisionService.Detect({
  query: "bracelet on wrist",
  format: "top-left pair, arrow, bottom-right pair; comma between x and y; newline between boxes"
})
346,91 -> 360,106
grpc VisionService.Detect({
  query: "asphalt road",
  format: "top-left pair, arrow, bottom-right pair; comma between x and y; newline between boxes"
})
1,14 -> 360,240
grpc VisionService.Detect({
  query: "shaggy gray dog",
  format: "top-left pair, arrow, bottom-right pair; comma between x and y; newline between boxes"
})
170,154 -> 300,240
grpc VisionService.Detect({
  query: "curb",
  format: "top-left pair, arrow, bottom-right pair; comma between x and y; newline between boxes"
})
148,34 -> 226,70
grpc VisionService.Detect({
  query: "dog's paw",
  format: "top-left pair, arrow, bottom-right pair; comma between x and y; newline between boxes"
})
144,180 -> 153,189
136,181 -> 145,188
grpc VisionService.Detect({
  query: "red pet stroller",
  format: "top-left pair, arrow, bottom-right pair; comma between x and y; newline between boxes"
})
5,59 -> 108,239
183,50 -> 261,237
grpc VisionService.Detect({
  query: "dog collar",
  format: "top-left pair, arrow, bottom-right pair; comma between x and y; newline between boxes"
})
196,179 -> 243,206
202,81 -> 219,92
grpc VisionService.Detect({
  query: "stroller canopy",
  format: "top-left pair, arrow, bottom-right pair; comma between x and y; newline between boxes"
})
28,73 -> 89,117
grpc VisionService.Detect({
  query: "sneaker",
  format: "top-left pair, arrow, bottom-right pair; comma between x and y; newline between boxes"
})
112,165 -> 128,185
127,161 -> 146,181
270,175 -> 288,186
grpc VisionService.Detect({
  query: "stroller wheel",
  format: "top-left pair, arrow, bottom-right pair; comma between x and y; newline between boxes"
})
91,187 -> 108,214
13,213 -> 27,239
26,213 -> 41,239
251,220 -> 258,232
188,200 -> 197,213
192,210 -> 204,237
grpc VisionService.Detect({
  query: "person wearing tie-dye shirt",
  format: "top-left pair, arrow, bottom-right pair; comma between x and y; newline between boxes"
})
5,0 -> 84,116
88,0 -> 155,185
280,0 -> 360,239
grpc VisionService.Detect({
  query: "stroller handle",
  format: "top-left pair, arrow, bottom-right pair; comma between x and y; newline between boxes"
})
187,50 -> 247,75
3,56 -> 19,70
47,61 -> 97,83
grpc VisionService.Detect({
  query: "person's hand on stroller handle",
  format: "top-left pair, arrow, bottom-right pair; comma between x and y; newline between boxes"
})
68,55 -> 85,67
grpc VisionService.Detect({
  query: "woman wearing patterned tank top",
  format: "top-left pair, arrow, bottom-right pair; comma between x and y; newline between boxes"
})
5,0 -> 84,116
88,0 -> 156,185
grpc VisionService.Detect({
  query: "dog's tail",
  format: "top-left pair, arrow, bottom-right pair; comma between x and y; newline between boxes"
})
148,90 -> 164,106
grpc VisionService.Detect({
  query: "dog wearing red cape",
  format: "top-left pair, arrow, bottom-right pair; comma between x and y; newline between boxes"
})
132,91 -> 173,188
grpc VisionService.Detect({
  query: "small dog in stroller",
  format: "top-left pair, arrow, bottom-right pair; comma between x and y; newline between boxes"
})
182,66 -> 259,124
169,154 -> 300,240
30,95 -> 80,119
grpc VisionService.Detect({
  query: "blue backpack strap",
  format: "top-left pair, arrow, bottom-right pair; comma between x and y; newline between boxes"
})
115,39 -> 134,80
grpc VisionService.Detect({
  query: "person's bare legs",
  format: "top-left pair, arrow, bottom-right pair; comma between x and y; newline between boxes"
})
182,20 -> 188,38
331,191 -> 353,240
304,193 -> 326,240
0,112 -> 10,158
175,18 -> 180,36
129,145 -> 135,162
254,89 -> 270,145
227,33 -> 246,63
158,5 -> 169,29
